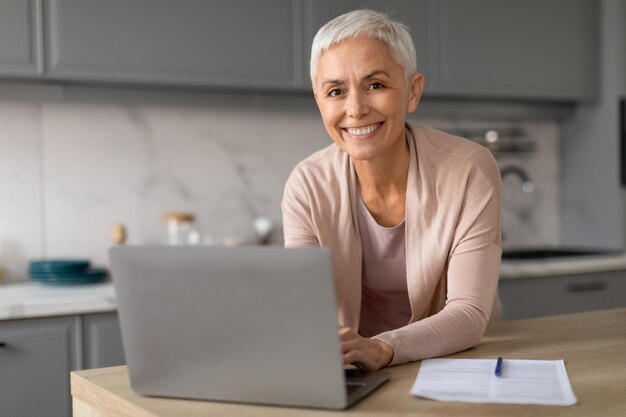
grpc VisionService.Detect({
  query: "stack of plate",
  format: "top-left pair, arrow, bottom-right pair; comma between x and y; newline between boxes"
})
28,259 -> 108,285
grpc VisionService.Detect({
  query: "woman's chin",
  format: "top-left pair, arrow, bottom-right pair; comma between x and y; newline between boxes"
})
344,145 -> 380,162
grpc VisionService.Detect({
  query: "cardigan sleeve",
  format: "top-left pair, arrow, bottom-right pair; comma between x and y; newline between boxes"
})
281,166 -> 320,247
375,150 -> 502,365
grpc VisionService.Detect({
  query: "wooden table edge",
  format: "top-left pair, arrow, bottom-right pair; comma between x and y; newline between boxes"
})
71,367 -> 159,417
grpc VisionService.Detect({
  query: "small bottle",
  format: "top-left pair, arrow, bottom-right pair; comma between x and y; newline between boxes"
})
162,212 -> 200,245
254,217 -> 274,245
112,224 -> 127,245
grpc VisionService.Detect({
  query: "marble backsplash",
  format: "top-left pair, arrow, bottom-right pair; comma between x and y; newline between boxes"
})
0,84 -> 559,282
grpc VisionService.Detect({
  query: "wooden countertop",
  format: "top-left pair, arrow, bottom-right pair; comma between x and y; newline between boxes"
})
71,308 -> 626,417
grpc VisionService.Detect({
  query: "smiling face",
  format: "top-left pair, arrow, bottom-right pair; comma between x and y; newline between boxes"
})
313,35 -> 423,163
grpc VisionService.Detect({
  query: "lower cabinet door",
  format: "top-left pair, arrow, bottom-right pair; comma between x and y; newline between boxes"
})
499,270 -> 626,320
82,312 -> 126,369
0,316 -> 79,417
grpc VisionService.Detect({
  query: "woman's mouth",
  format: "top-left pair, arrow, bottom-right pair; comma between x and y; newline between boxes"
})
343,122 -> 383,138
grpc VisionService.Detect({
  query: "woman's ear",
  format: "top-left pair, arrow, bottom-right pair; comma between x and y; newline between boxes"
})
406,72 -> 425,113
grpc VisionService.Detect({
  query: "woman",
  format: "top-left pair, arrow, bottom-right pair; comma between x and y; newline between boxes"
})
282,10 -> 501,371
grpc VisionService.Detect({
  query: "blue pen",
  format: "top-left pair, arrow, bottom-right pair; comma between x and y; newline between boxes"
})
494,356 -> 503,377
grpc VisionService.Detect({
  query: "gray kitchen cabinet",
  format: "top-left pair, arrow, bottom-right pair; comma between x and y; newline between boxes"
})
1,0 -> 602,100
0,0 -> 43,77
301,0 -> 436,92
302,0 -> 598,100
82,312 -> 125,369
43,0 -> 299,89
499,270 -> 626,320
0,316 -> 80,417
436,0 -> 599,100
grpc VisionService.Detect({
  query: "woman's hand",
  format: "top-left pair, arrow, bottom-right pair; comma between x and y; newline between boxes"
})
339,327 -> 394,371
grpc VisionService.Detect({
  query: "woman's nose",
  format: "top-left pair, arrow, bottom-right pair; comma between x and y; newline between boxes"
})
346,91 -> 369,119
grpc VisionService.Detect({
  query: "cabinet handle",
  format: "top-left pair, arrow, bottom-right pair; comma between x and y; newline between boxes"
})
566,281 -> 607,292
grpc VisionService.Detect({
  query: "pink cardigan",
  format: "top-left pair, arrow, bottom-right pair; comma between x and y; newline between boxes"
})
281,124 -> 502,365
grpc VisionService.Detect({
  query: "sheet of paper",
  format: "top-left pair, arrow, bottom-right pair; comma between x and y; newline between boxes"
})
410,358 -> 577,406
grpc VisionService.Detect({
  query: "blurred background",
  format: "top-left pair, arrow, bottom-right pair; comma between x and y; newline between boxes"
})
1,0 -> 624,282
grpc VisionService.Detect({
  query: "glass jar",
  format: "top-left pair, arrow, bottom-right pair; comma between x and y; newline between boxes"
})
162,212 -> 200,245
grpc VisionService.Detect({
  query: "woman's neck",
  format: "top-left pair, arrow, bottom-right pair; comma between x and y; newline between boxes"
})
353,136 -> 410,227
354,136 -> 410,198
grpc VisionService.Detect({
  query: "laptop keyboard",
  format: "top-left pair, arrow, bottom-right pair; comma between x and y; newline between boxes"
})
346,382 -> 366,395
345,368 -> 369,395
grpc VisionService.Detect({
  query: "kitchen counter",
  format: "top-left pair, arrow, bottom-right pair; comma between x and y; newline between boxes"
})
71,308 -> 626,417
0,281 -> 116,320
2,252 -> 625,321
500,253 -> 626,279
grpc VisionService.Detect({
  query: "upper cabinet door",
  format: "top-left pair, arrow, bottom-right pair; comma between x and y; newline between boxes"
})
437,0 -> 599,100
44,0 -> 298,89
0,0 -> 42,76
301,1 -> 435,92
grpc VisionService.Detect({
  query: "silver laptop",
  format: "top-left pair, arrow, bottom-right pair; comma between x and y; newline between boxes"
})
109,245 -> 389,410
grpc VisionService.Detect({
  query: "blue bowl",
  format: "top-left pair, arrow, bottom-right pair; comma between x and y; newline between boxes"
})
31,274 -> 108,285
29,268 -> 108,281
29,259 -> 90,273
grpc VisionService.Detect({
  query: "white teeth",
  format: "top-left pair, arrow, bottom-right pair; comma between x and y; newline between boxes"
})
346,123 -> 380,136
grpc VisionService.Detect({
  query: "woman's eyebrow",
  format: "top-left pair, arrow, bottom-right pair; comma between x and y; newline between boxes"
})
320,70 -> 389,87
322,79 -> 344,87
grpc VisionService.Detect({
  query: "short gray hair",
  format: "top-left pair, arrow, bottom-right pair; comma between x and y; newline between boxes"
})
310,9 -> 417,89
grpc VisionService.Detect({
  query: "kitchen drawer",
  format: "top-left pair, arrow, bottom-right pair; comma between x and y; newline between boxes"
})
499,270 -> 626,320
0,316 -> 79,417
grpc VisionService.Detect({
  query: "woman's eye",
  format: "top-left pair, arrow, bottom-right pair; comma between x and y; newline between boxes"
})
328,89 -> 342,97
370,82 -> 384,90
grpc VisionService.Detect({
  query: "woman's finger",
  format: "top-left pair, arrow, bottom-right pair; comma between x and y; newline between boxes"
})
338,326 -> 357,340
343,349 -> 361,365
341,339 -> 361,353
